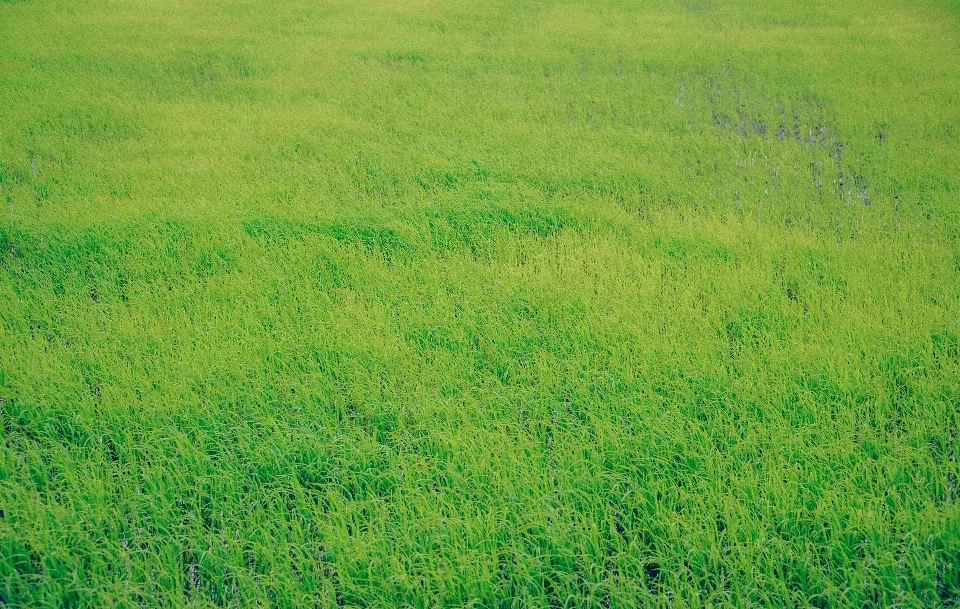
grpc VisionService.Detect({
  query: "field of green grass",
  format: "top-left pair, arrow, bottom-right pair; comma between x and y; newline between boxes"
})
2,0 -> 959,606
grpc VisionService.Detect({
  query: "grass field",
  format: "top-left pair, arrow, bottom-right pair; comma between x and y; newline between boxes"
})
2,0 -> 960,606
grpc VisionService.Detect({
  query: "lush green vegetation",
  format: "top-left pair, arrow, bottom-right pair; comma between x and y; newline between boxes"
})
1,0 -> 959,606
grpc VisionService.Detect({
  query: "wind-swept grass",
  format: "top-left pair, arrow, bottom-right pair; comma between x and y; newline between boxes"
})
1,0 -> 959,606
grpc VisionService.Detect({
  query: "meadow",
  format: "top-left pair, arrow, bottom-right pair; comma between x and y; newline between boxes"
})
1,0 -> 959,606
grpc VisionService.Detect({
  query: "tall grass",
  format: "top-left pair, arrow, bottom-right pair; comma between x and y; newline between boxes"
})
1,0 -> 958,606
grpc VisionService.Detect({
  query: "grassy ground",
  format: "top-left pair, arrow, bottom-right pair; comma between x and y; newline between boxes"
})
1,0 -> 959,606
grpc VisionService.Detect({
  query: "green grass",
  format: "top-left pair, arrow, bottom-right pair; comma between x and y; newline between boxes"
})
1,0 -> 959,606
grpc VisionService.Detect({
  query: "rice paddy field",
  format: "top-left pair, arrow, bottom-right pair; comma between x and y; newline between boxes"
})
1,0 -> 959,606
